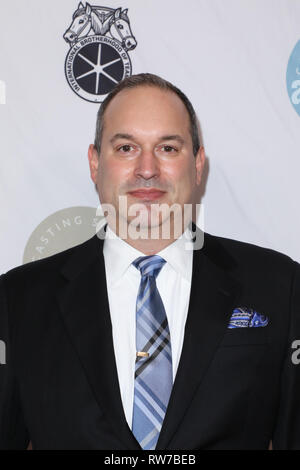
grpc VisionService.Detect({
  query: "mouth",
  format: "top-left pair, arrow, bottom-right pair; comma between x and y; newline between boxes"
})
128,189 -> 166,201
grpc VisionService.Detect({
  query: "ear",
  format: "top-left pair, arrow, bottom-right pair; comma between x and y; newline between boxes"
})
195,146 -> 205,185
78,2 -> 84,9
114,7 -> 122,19
88,144 -> 99,183
122,8 -> 129,20
85,2 -> 92,14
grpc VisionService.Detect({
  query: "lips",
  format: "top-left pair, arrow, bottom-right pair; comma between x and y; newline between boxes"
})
128,189 -> 166,201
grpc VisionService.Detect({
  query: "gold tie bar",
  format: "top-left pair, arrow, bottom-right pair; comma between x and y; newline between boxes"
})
136,351 -> 149,358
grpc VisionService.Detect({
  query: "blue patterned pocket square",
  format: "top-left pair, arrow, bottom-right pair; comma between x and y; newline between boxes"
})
228,307 -> 269,329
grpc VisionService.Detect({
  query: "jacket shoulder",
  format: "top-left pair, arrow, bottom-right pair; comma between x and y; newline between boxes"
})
203,231 -> 298,273
1,235 -> 100,286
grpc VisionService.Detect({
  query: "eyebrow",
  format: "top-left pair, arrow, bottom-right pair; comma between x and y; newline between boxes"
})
159,135 -> 185,145
110,133 -> 134,143
110,133 -> 185,144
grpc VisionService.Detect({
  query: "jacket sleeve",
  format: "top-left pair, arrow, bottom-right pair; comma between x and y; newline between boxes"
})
272,261 -> 300,449
0,274 -> 30,449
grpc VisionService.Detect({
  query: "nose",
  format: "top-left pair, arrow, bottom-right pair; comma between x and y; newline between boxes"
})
63,31 -> 76,43
125,37 -> 137,50
134,149 -> 160,181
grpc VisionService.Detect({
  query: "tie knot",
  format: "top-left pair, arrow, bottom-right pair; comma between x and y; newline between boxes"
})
132,255 -> 166,279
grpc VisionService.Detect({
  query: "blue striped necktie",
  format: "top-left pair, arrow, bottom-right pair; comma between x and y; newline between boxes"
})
131,255 -> 173,450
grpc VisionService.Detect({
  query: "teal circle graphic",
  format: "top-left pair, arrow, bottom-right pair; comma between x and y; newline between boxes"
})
287,40 -> 300,117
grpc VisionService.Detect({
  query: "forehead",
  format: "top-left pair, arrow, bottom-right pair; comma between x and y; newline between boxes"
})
102,86 -> 191,136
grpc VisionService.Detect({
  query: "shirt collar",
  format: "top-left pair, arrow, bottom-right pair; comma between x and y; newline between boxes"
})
102,223 -> 194,285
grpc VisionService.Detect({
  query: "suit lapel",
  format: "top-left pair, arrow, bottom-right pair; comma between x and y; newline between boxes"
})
156,228 -> 241,449
56,229 -> 140,450
56,224 -> 240,450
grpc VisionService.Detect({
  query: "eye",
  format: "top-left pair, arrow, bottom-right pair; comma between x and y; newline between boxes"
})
117,144 -> 133,153
79,19 -> 85,24
161,145 -> 177,153
117,23 -> 124,29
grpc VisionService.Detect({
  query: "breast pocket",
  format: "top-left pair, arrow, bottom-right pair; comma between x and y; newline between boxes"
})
219,326 -> 269,347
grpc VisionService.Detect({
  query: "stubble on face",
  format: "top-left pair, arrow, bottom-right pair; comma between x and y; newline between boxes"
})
91,86 -> 204,250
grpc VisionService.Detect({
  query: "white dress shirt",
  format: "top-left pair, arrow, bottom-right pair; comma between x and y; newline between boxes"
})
102,223 -> 194,428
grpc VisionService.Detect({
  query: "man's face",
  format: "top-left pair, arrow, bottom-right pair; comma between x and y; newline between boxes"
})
88,85 -> 205,235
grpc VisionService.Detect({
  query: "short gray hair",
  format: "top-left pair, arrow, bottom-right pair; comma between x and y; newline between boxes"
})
94,73 -> 201,156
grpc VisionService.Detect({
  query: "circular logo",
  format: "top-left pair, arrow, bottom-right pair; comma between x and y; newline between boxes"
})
286,40 -> 300,117
23,206 -> 105,264
65,35 -> 132,103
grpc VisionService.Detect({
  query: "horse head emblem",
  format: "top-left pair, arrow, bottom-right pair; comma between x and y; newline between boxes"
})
63,2 -> 137,102
110,8 -> 137,51
63,2 -> 137,51
63,2 -> 92,45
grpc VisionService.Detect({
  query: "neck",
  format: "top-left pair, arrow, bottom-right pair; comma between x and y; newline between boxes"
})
105,218 -> 191,255
124,233 -> 178,255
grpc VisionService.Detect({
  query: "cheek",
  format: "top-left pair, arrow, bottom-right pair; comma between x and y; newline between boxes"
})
98,160 -> 131,191
163,161 -> 194,190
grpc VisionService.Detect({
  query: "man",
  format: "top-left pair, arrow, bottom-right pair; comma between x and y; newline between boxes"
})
0,73 -> 299,450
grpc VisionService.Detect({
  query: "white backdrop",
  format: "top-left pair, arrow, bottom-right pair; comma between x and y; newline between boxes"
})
1,0 -> 300,273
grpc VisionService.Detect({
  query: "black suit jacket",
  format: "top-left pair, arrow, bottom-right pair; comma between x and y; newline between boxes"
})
0,224 -> 300,450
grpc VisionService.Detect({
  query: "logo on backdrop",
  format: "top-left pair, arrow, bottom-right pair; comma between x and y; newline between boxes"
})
286,40 -> 300,117
23,207 -> 104,263
63,2 -> 137,103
